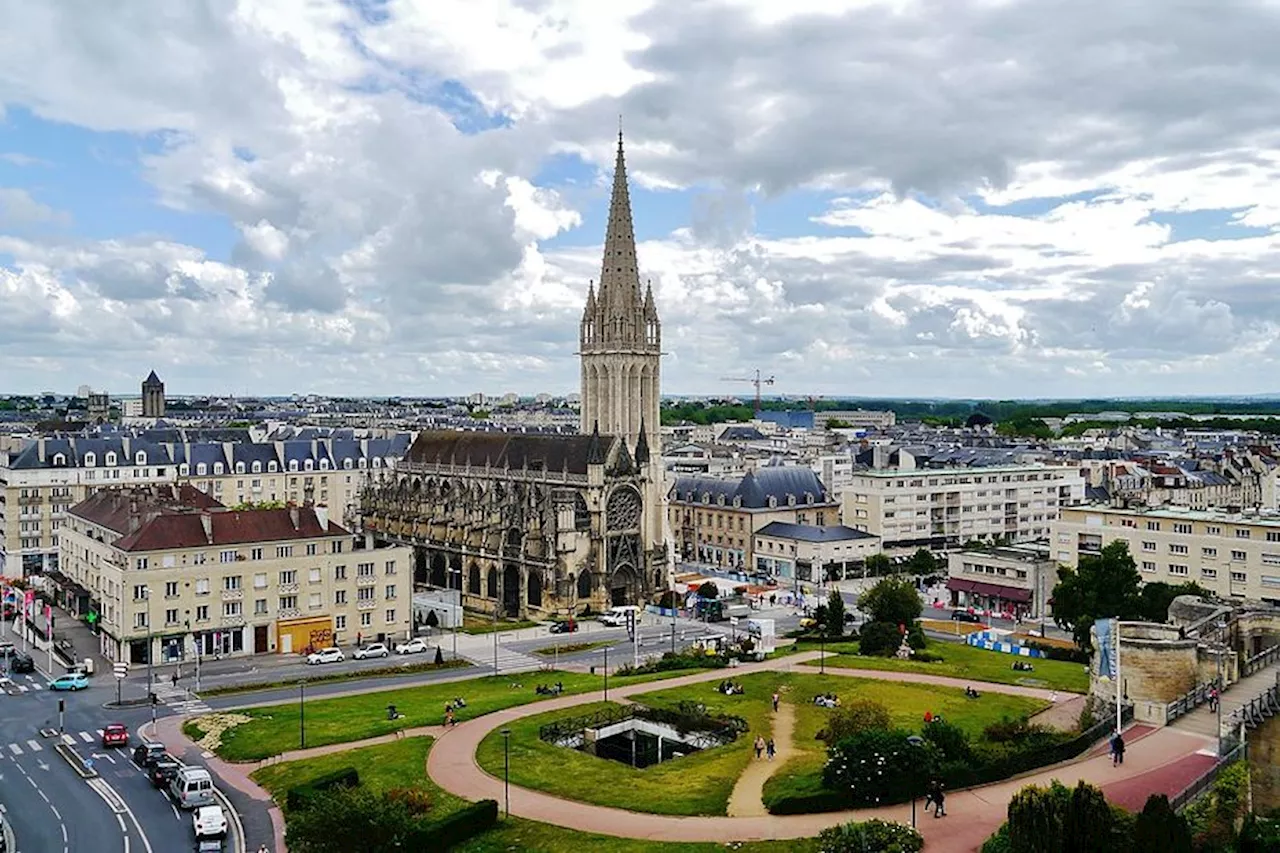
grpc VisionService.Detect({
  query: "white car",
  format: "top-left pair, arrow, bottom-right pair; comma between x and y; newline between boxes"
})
353,643 -> 389,660
306,647 -> 344,665
193,804 -> 227,838
396,638 -> 429,655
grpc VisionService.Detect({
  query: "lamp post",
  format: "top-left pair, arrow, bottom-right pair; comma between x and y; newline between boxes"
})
819,624 -> 826,675
449,565 -> 461,661
493,600 -> 499,676
603,645 -> 609,703
501,728 -> 512,817
300,679 -> 307,749
1216,619 -> 1227,755
670,588 -> 677,655
143,587 -> 155,724
906,735 -> 925,827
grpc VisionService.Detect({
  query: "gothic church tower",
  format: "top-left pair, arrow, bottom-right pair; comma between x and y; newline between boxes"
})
579,130 -> 662,449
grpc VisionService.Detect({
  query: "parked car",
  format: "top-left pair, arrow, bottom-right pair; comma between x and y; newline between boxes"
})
353,643 -> 389,660
195,840 -> 225,853
306,647 -> 344,665
102,723 -> 130,748
951,610 -> 983,624
8,651 -> 35,673
192,805 -> 227,838
149,759 -> 182,789
133,742 -> 167,768
549,620 -> 577,635
48,673 -> 88,691
170,766 -> 217,809
395,638 -> 428,656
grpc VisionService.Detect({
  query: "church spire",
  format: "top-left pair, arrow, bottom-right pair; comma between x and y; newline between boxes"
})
598,126 -> 641,311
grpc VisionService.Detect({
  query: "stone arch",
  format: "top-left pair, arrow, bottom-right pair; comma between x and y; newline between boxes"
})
411,477 -> 422,494
468,563 -> 482,595
577,570 -> 593,599
430,552 -> 447,588
573,493 -> 590,530
527,570 -> 543,608
502,563 -> 521,617
609,563 -> 638,608
486,567 -> 498,599
448,554 -> 463,590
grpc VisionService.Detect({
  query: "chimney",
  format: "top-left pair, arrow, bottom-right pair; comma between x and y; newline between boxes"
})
315,505 -> 328,531
289,506 -> 300,530
128,499 -> 141,534
200,511 -> 213,544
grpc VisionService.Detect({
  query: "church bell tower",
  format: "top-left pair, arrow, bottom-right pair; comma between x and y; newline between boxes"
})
579,130 -> 662,448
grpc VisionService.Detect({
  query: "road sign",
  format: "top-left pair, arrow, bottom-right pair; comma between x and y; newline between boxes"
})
112,662 -> 128,679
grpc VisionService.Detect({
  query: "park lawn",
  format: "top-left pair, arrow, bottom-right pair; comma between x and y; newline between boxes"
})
804,639 -> 1089,693
252,736 -> 818,852
189,667 -> 706,762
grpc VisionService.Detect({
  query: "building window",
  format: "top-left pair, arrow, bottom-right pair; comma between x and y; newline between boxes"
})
309,568 -> 322,583
334,565 -> 347,580
1203,547 -> 1217,558
309,593 -> 322,609
1141,561 -> 1156,573
1173,523 -> 1192,534
165,608 -> 178,625
1146,521 -> 1160,531
1231,571 -> 1247,584
357,562 -> 374,577
1231,550 -> 1247,562
135,612 -> 148,628
335,614 -> 346,630
1236,529 -> 1251,539
135,557 -> 149,570
276,546 -> 293,558
224,576 -> 241,590
385,560 -> 396,575
1169,544 -> 1188,555
1201,567 -> 1218,579
1207,525 -> 1221,535
1169,564 -> 1189,576
280,570 -> 298,585
220,550 -> 237,563
384,584 -> 397,600
335,590 -> 347,605
255,599 -> 268,615
254,573 -> 267,589
1141,541 -> 1156,552
133,584 -> 148,601
251,548 -> 263,560
385,609 -> 396,623
331,541 -> 344,554
280,595 -> 298,610
360,612 -> 372,627
305,543 -> 317,556
358,587 -> 375,602
196,605 -> 209,621
165,581 -> 179,598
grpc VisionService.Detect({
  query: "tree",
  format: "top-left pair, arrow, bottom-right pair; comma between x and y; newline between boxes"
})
424,609 -> 440,629
823,728 -> 938,807
816,698 -> 892,745
1050,541 -> 1143,649
907,548 -> 939,576
858,621 -> 902,657
286,784 -> 424,853
1005,780 -> 1120,853
1136,581 -> 1209,624
823,590 -> 846,637
863,553 -> 893,577
1132,795 -> 1192,853
858,576 -> 922,625
697,581 -> 719,599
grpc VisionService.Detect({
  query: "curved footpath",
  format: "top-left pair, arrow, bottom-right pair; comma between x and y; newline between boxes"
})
425,652 -> 1216,852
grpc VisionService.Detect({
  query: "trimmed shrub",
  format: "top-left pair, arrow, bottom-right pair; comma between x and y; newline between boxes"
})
418,798 -> 499,848
767,788 -> 853,815
823,728 -> 938,807
286,767 -> 359,811
858,621 -> 902,656
816,698 -> 893,745
818,818 -> 923,853
922,718 -> 971,762
1025,641 -> 1089,664
1132,794 -> 1192,853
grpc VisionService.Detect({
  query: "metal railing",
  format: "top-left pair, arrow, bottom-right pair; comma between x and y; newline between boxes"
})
1241,643 -> 1280,678
540,705 -> 636,744
1171,742 -> 1246,813
1166,678 -> 1220,724
1226,672 -> 1280,731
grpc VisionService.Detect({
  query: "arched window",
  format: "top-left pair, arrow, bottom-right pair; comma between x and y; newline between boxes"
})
577,571 -> 592,599
196,463 -> 207,476
606,488 -> 642,531
304,459 -> 314,471
135,451 -> 147,465
319,459 -> 330,470
235,462 -> 246,474
179,463 -> 190,475
468,564 -> 482,595
213,462 -> 224,475
268,461 -> 279,473
84,452 -> 96,467
289,460 -> 299,472
105,452 -> 117,466
343,459 -> 353,470
372,458 -> 381,469
358,458 -> 367,469
52,453 -> 66,466
573,493 -> 590,530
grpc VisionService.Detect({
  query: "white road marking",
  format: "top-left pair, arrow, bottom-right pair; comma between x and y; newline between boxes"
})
79,731 -> 93,743
95,729 -> 104,736
49,804 -> 61,820
6,743 -> 19,755
61,734 -> 76,746
24,739 -> 40,752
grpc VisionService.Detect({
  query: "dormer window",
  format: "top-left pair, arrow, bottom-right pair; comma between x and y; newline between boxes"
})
268,461 -> 278,473
105,452 -> 117,466
196,463 -> 207,476
717,495 -> 726,507
701,493 -> 710,504
235,462 -> 246,474
251,461 -> 262,473
805,493 -> 814,505
179,463 -> 190,475
52,453 -> 66,466
289,460 -> 299,472
134,451 -> 146,465
732,496 -> 742,508
213,462 -> 224,475
319,459 -> 330,470
768,496 -> 778,508
343,459 -> 353,470
84,452 -> 96,467
787,495 -> 796,507
372,458 -> 381,468
303,459 -> 314,472
358,458 -> 367,469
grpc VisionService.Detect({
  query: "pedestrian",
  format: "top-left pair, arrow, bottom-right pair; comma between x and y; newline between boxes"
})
754,735 -> 765,760
771,691 -> 780,712
258,846 -> 269,853
932,780 -> 946,817
1209,687 -> 1219,712
1115,733 -> 1125,765
924,779 -> 936,814
445,708 -> 455,728
766,738 -> 775,761
171,669 -> 179,688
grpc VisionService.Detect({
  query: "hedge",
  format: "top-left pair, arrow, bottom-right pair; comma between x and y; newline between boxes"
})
417,798 -> 499,848
286,766 -> 360,811
767,789 -> 852,815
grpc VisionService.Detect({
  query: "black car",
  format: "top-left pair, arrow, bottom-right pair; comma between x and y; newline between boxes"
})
8,652 -> 35,674
951,610 -> 983,624
132,742 -> 167,768
148,759 -> 181,789
549,620 -> 577,634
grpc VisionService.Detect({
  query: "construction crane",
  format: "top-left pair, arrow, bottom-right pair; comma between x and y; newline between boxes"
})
721,369 -> 776,415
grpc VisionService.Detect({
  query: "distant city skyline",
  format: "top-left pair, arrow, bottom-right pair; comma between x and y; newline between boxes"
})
4,3 -> 1280,397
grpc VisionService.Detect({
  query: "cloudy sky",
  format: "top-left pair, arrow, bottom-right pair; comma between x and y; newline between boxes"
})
3,0 -> 1280,399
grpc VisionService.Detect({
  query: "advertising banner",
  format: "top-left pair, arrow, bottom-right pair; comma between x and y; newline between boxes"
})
1095,617 -> 1116,680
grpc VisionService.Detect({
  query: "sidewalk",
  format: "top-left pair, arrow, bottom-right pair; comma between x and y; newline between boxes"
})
727,695 -> 796,816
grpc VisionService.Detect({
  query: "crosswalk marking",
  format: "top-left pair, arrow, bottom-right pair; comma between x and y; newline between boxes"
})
95,729 -> 104,737
79,731 -> 94,743
25,739 -> 41,752
8,743 -> 21,756
61,734 -> 76,746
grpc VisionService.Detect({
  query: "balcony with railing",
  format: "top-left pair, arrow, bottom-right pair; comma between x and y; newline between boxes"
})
356,575 -> 376,587
221,588 -> 243,601
357,599 -> 377,611
278,607 -> 300,619
278,582 -> 299,594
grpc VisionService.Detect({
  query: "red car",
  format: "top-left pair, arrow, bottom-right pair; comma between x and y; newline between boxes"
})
102,723 -> 130,748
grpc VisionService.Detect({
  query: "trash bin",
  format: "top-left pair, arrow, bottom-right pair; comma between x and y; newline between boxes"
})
589,666 -> 596,675
82,658 -> 94,676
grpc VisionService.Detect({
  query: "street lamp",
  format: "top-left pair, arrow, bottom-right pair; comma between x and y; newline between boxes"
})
670,588 -> 677,655
142,586 -> 155,724
501,728 -> 512,817
819,623 -> 826,675
603,645 -> 609,703
1216,619 -> 1228,755
300,679 -> 307,749
449,565 -> 461,661
906,735 -> 925,827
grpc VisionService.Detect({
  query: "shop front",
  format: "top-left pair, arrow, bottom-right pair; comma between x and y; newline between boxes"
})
946,578 -> 1032,618
277,615 -> 333,655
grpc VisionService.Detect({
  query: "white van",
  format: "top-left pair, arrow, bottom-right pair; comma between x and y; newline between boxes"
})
598,605 -> 641,627
170,766 -> 217,809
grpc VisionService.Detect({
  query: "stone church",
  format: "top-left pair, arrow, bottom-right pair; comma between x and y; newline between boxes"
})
360,132 -> 669,618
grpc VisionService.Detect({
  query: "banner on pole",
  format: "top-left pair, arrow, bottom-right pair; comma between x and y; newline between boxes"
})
1095,618 -> 1116,680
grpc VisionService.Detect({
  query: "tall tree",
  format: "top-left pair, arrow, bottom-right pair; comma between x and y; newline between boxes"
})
857,576 -> 922,626
823,589 -> 846,637
907,548 -> 940,575
863,553 -> 893,577
1132,794 -> 1192,853
1050,541 -> 1143,649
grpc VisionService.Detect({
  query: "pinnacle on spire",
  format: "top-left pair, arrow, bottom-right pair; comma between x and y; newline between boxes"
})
586,420 -> 605,465
635,416 -> 650,464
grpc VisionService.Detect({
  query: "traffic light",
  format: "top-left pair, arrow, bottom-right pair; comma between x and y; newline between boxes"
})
58,699 -> 65,713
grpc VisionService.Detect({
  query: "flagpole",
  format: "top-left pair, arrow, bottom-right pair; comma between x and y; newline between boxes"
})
1114,619 -> 1122,735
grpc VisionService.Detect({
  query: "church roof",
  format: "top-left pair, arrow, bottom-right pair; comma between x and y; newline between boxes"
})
406,430 -> 615,475
143,370 -> 163,386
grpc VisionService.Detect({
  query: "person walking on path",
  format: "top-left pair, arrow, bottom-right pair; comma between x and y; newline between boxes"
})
766,738 -> 775,761
932,780 -> 946,817
1110,732 -> 1125,765
754,735 -> 765,760
1208,686 -> 1219,713
171,669 -> 179,688
771,691 -> 780,712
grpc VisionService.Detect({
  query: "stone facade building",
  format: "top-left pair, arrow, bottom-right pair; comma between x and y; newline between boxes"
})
142,370 -> 166,418
359,131 -> 669,618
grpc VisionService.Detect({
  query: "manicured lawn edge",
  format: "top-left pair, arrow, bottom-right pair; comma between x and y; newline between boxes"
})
201,659 -> 471,697
461,619 -> 541,635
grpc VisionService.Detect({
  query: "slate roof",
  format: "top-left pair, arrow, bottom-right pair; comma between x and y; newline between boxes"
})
405,430 -> 613,475
755,521 -> 877,542
671,466 -> 833,508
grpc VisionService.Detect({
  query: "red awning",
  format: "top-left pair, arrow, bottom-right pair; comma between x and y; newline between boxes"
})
946,577 -> 1032,604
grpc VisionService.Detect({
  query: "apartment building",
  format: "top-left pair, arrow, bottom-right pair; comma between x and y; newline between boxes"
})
668,467 -> 840,570
0,433 -> 410,578
813,409 -> 897,430
812,453 -> 856,499
1052,505 -> 1280,606
58,485 -> 412,664
945,544 -> 1056,618
753,521 -> 880,585
842,464 -> 1087,551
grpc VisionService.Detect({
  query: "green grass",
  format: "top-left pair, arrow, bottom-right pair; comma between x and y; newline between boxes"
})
201,659 -> 470,697
531,640 -> 616,657
190,667 -> 706,762
803,639 -> 1090,693
475,670 -> 1046,817
252,736 -> 818,852
461,617 -> 541,635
